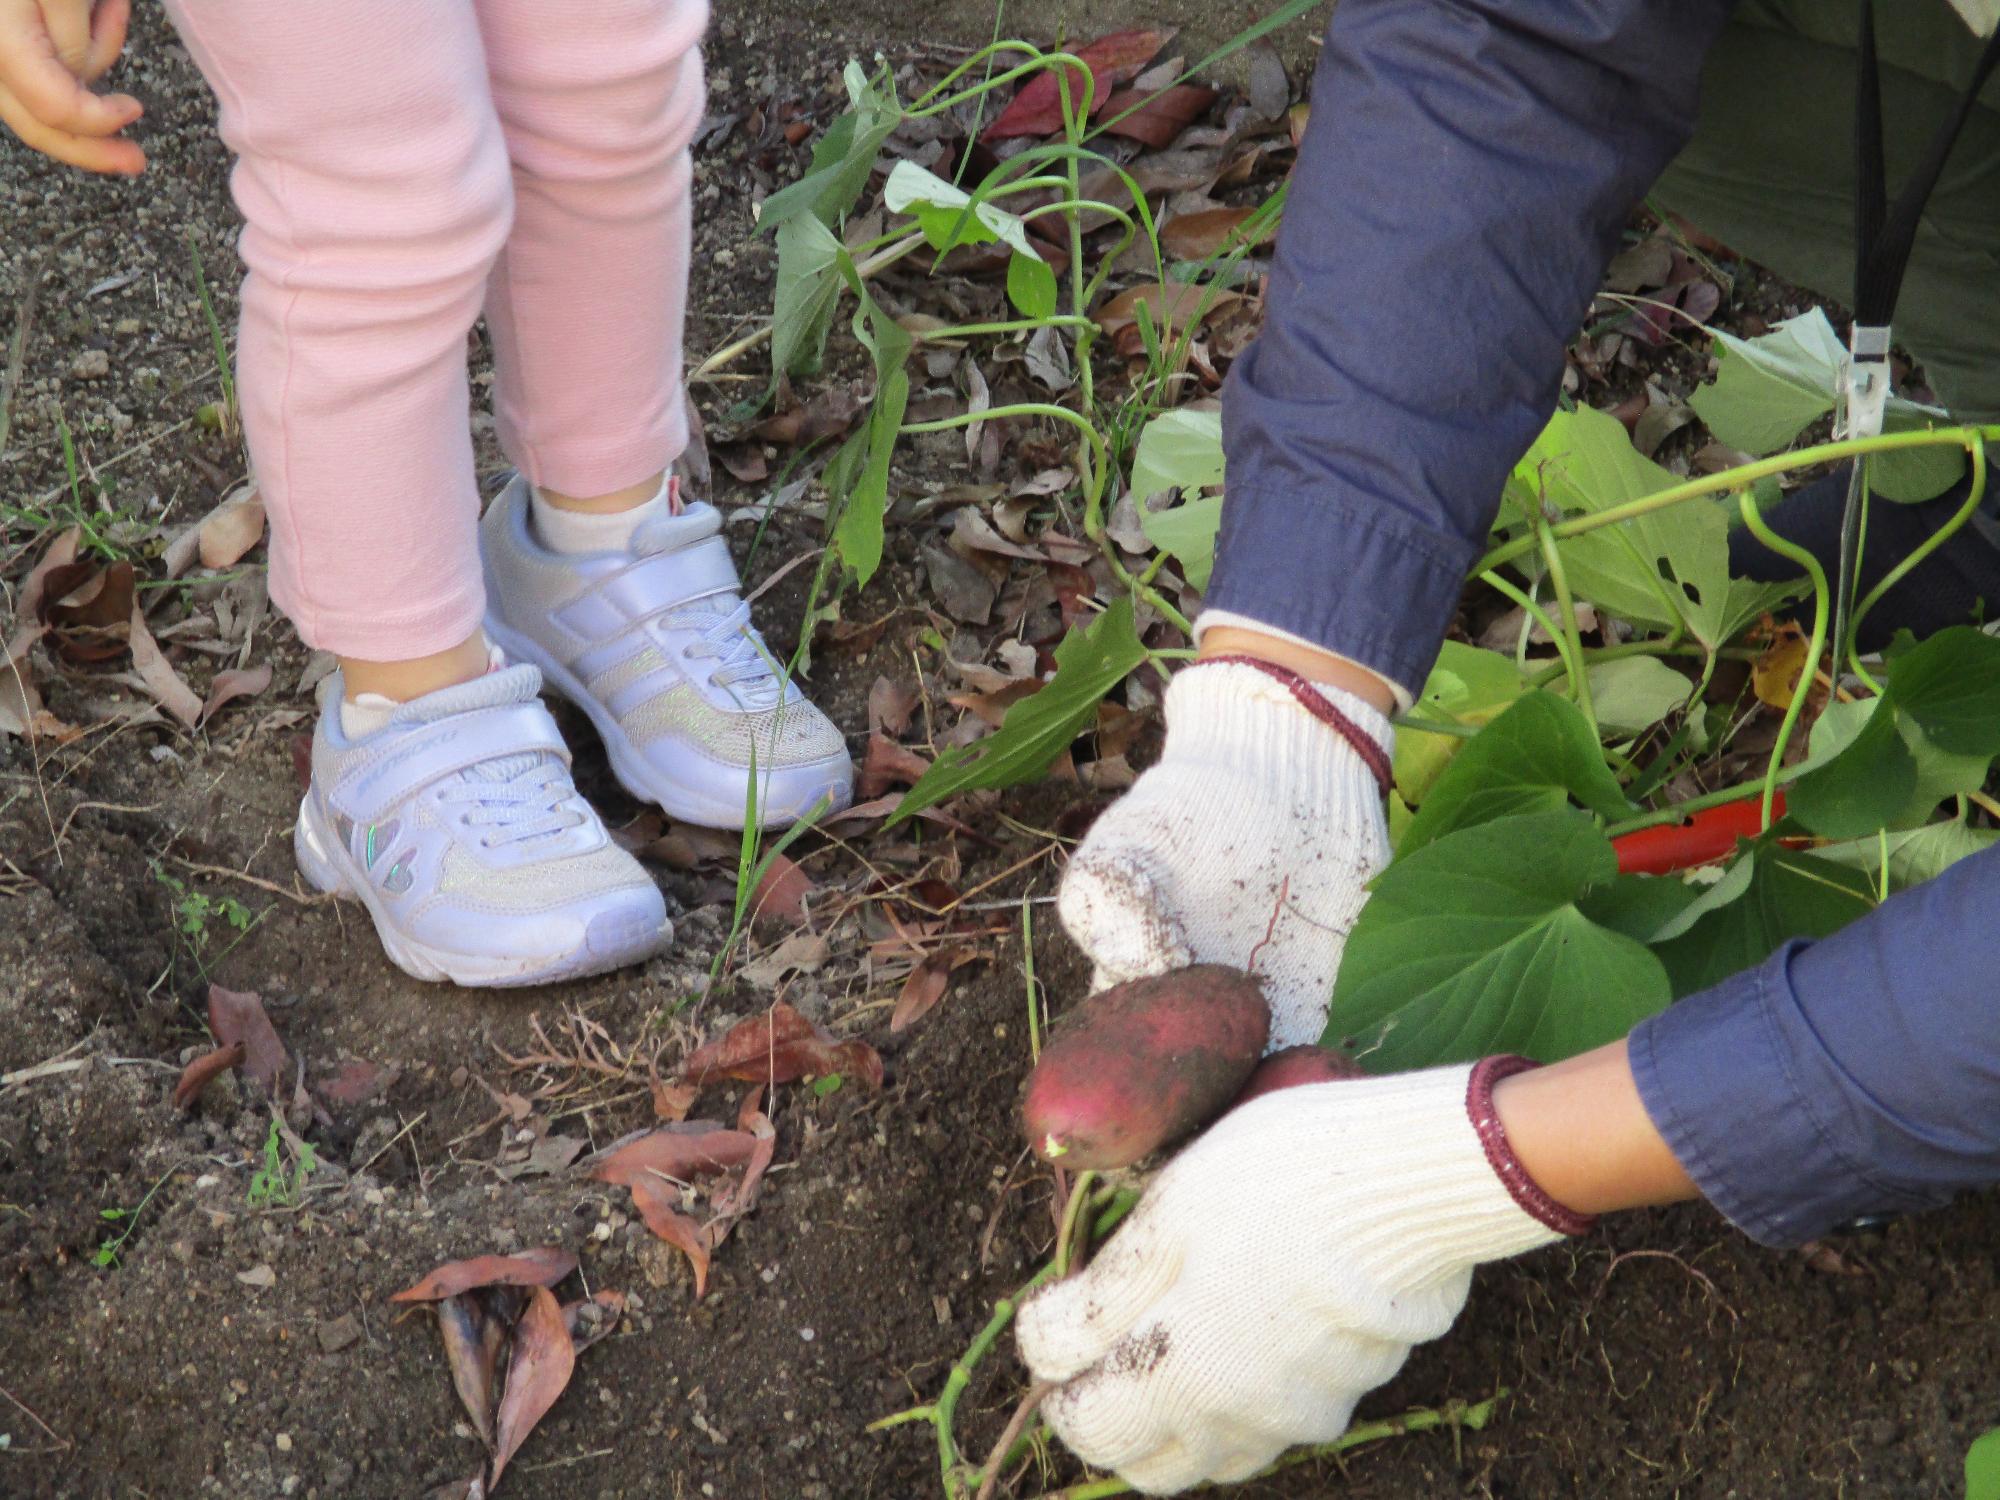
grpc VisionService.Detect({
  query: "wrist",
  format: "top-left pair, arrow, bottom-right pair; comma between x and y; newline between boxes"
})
1196,623 -> 1401,716
1169,658 -> 1393,799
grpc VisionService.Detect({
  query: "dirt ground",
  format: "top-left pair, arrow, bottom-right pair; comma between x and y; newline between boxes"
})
5,8 -> 2000,1500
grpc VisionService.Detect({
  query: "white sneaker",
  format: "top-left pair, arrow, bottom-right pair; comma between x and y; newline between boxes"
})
479,473 -> 854,829
294,664 -> 671,987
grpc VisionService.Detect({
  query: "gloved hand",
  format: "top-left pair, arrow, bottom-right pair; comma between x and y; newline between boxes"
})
1058,657 -> 1395,1048
1016,1058 -> 1588,1494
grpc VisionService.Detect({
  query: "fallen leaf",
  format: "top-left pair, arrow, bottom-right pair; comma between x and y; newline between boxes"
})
40,560 -> 136,662
128,603 -> 202,728
982,29 -> 1174,141
867,676 -> 919,737
1093,281 -> 1242,340
437,1293 -> 502,1451
17,528 -> 80,621
651,1079 -> 699,1122
504,1134 -> 586,1180
489,1286 -> 575,1490
740,930 -> 831,991
677,388 -> 712,492
709,1102 -> 778,1227
948,679 -> 1043,729
560,1289 -> 628,1353
680,1002 -> 884,1091
750,385 -> 863,447
858,733 -> 932,800
173,1042 -> 247,1109
750,853 -> 816,928
0,626 -> 46,742
236,1263 -> 276,1288
198,662 -> 272,726
921,543 -> 998,625
585,1124 -> 760,1187
717,445 -> 768,483
628,1175 -> 713,1296
391,1247 -> 578,1304
890,949 -> 956,1033
1161,205 -> 1267,262
207,985 -> 288,1097
318,1058 -> 393,1109
198,486 -> 266,569
1097,84 -> 1218,149
1751,618 -> 1812,710
1245,41 -> 1290,123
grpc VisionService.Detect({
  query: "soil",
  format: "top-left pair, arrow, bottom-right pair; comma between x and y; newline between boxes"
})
5,8 -> 1999,1500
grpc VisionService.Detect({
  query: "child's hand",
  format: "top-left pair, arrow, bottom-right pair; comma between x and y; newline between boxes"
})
0,0 -> 143,174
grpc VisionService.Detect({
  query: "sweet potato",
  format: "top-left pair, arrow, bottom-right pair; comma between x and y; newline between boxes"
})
1231,1043 -> 1365,1107
1022,965 -> 1269,1169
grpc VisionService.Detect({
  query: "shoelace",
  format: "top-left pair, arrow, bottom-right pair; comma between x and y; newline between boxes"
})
437,761 -> 586,849
667,597 -> 787,706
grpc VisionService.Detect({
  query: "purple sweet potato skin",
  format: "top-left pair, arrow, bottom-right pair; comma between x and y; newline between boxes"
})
1231,1043 -> 1365,1107
1022,965 -> 1269,1169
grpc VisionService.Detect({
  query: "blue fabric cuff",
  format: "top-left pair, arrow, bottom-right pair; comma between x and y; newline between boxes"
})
1201,482 -> 1474,701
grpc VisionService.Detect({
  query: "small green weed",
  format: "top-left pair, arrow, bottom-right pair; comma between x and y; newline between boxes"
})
151,862 -> 262,980
93,1165 -> 180,1269
247,1116 -> 318,1209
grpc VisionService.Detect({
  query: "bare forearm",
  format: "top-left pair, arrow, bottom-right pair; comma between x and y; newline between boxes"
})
1491,1039 -> 1696,1215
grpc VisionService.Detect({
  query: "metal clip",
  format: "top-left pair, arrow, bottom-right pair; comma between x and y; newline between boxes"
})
1837,322 -> 1893,441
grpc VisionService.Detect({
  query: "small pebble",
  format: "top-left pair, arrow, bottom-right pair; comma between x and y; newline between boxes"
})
275,1433 -> 292,1453
70,349 -> 110,379
800,1327 -> 815,1342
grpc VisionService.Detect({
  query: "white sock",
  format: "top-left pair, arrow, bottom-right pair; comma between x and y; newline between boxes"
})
530,477 -> 672,555
340,692 -> 399,739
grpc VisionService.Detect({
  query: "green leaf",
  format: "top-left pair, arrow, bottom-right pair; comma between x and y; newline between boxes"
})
1510,406 -> 1798,651
826,272 -> 914,586
1137,496 -> 1223,592
1815,819 -> 1999,892
770,215 -> 846,376
1392,643 -> 1528,808
883,161 -> 1044,260
1965,1427 -> 2000,1500
1870,402 -> 1966,502
1644,856 -> 1756,942
1788,696 -> 1918,838
1652,845 -> 1876,997
1007,250 -> 1059,321
1576,871 -> 1708,944
756,63 -> 902,232
891,599 -> 1149,821
1129,408 -> 1225,504
1326,809 -> 1671,1068
1884,626 -> 2000,756
1689,308 -> 1843,455
1586,655 -> 1694,736
1399,692 -> 1632,854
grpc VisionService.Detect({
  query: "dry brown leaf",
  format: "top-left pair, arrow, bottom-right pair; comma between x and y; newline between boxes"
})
198,662 -> 273,726
173,1042 -> 247,1109
560,1289 -> 628,1354
1160,205 -> 1267,262
890,950 -> 955,1033
437,1293 -> 503,1451
198,486 -> 266,569
866,676 -> 919,737
628,1175 -> 714,1297
750,853 -> 816,928
207,984 -> 288,1097
488,1286 -> 575,1490
318,1058 -> 394,1109
1094,281 -> 1242,340
585,1124 -> 760,1187
680,1002 -> 884,1090
651,1079 -> 699,1122
391,1247 -> 578,1304
128,603 -> 202,727
1097,84 -> 1217,148
857,733 -> 932,800
0,625 -> 48,742
740,930 -> 830,991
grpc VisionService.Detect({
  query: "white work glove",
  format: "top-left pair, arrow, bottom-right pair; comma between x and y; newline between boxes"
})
1059,657 -> 1395,1047
1016,1059 -> 1589,1494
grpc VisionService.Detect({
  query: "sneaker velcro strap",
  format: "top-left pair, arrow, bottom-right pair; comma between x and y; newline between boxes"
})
599,536 -> 741,621
327,702 -> 571,824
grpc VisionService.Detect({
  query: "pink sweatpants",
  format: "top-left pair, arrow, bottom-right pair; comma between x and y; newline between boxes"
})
162,0 -> 709,659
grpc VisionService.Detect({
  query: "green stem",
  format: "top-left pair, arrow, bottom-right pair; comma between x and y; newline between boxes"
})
1736,487 -> 1830,830
1481,571 -> 1587,703
1848,432 -> 1989,673
923,317 -> 1099,342
1602,778 -> 1777,838
1031,1395 -> 1506,1499
1475,425 -> 2000,576
1053,1170 -> 1099,1278
1534,514 -> 1595,734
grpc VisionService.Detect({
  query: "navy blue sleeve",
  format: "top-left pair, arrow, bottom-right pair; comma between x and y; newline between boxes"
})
1205,0 -> 1737,695
1630,844 -> 2000,1248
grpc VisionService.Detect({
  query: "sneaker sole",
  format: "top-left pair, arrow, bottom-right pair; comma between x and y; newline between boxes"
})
485,616 -> 855,831
293,795 -> 668,988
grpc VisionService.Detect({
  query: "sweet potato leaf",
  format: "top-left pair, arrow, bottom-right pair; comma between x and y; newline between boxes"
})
1651,845 -> 1875,997
1327,809 -> 1670,1069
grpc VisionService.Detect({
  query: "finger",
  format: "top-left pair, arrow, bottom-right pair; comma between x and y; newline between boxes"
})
1057,845 -> 1194,983
82,0 -> 131,83
38,0 -> 92,74
1016,1210 -> 1184,1381
1,28 -> 140,134
1037,1329 -> 1182,1478
0,79 -> 143,172
1121,1434 -> 1284,1495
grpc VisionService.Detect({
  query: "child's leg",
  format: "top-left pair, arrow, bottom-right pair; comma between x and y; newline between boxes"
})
474,0 -> 709,511
161,0 -> 514,673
